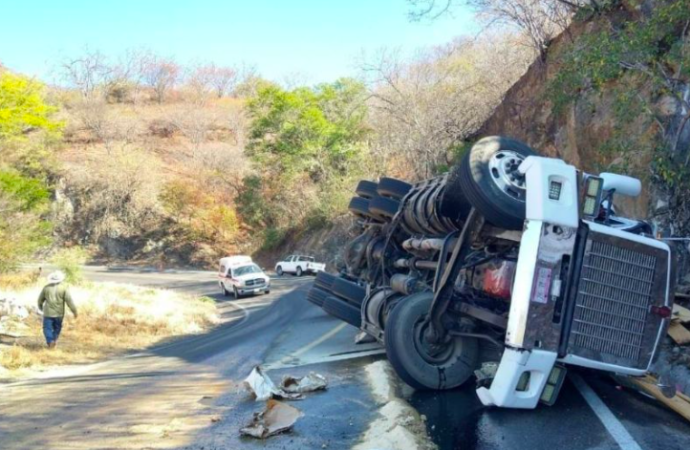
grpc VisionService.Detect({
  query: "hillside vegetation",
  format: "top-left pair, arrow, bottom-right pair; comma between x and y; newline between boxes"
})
3,0 -> 690,270
0,31 -> 534,269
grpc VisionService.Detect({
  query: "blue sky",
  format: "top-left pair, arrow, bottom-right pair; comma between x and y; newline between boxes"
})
0,0 -> 478,84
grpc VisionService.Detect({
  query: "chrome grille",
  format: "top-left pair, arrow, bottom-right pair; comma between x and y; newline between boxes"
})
245,278 -> 265,287
570,240 -> 656,364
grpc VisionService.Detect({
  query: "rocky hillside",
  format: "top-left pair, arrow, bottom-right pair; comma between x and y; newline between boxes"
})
480,1 -> 690,234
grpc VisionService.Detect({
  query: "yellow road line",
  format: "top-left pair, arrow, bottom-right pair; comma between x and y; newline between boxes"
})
269,322 -> 348,368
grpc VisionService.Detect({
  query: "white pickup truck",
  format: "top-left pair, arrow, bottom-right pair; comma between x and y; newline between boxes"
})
275,255 -> 325,277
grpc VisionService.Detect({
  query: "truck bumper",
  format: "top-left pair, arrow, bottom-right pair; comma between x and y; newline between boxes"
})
476,348 -> 557,409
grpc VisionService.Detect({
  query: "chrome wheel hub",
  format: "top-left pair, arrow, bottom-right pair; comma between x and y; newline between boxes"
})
488,150 -> 527,201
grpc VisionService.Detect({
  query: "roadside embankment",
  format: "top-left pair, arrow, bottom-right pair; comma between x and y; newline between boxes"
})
0,280 -> 219,379
354,360 -> 436,450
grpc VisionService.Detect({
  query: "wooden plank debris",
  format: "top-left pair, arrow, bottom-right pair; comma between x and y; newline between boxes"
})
673,304 -> 690,324
626,376 -> 690,424
668,321 -> 690,345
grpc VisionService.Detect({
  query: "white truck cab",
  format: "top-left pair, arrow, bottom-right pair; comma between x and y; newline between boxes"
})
218,256 -> 271,299
307,136 -> 674,410
275,255 -> 325,277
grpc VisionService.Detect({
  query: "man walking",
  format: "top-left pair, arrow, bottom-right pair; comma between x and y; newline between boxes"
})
37,271 -> 78,348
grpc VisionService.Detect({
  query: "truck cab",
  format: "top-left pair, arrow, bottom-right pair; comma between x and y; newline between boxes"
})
307,136 -> 675,409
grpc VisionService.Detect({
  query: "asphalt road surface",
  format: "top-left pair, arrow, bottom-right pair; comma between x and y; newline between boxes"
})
1,266 -> 690,450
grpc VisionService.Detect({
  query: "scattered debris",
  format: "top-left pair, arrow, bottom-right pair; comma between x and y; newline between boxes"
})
617,375 -> 690,424
673,304 -> 690,324
240,399 -> 303,439
280,372 -> 328,394
668,322 -> 690,345
243,366 -> 327,401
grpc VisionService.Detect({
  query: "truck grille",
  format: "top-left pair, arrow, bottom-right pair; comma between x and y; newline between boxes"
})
567,230 -> 668,369
245,278 -> 265,287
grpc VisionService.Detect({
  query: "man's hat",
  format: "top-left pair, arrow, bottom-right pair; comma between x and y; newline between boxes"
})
47,271 -> 66,284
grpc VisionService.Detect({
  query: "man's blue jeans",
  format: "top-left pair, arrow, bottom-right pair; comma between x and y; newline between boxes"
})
43,317 -> 64,345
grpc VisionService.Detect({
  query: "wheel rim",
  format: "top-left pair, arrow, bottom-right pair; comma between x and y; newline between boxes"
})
487,150 -> 527,201
413,317 -> 458,367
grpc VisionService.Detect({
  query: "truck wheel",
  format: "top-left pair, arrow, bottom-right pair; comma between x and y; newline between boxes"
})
276,266 -> 284,276
323,296 -> 362,328
307,287 -> 328,307
385,292 -> 478,390
377,177 -> 412,200
349,196 -> 373,219
331,277 -> 366,306
221,282 -> 230,297
356,180 -> 378,199
315,271 -> 337,291
296,266 -> 303,277
458,136 -> 537,230
233,287 -> 241,300
368,196 -> 400,220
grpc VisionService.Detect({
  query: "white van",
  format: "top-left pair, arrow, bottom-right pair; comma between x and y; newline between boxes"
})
218,256 -> 271,299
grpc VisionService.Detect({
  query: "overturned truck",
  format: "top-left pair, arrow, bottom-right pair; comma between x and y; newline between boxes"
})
307,136 -> 675,408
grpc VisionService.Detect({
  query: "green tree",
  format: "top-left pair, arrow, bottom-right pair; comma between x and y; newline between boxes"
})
243,79 -> 370,241
0,72 -> 62,271
0,73 -> 62,141
246,78 -> 369,182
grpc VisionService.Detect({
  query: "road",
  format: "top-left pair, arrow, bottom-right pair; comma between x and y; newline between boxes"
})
1,266 -> 690,450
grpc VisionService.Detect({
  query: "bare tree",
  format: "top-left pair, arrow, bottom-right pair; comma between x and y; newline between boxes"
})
408,0 -> 596,59
208,64 -> 238,98
60,49 -> 111,99
362,35 -> 533,178
139,53 -> 180,103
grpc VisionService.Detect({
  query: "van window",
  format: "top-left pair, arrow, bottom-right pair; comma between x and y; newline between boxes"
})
220,264 -> 226,274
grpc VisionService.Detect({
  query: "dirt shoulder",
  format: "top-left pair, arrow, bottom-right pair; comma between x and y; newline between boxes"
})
0,281 -> 219,380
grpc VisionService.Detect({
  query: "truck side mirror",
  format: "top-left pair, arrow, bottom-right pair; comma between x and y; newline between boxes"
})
600,172 -> 641,197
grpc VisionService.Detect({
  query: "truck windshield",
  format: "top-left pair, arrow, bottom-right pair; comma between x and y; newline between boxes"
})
234,264 -> 262,277
298,256 -> 315,262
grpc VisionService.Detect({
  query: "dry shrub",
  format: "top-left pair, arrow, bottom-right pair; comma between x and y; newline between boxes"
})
0,282 -> 218,375
0,271 -> 38,290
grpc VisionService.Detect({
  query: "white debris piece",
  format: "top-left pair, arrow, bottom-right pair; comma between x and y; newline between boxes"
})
280,372 -> 328,394
244,366 -> 285,401
240,399 -> 303,439
244,366 -> 327,401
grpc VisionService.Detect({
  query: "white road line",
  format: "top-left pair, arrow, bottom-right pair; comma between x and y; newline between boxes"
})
570,374 -> 643,450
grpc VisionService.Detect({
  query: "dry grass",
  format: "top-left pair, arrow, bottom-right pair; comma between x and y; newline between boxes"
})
0,282 -> 218,377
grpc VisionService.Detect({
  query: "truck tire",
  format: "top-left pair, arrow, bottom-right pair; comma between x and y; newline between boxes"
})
233,286 -> 241,300
458,136 -> 537,230
221,282 -> 230,297
296,266 -> 303,277
276,266 -> 284,276
331,277 -> 366,306
385,292 -> 478,390
377,177 -> 412,200
323,295 -> 362,328
356,180 -> 378,199
349,196 -> 373,219
369,196 -> 400,220
307,287 -> 328,307
315,271 -> 337,291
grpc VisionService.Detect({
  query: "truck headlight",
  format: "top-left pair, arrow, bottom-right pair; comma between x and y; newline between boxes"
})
582,176 -> 603,218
